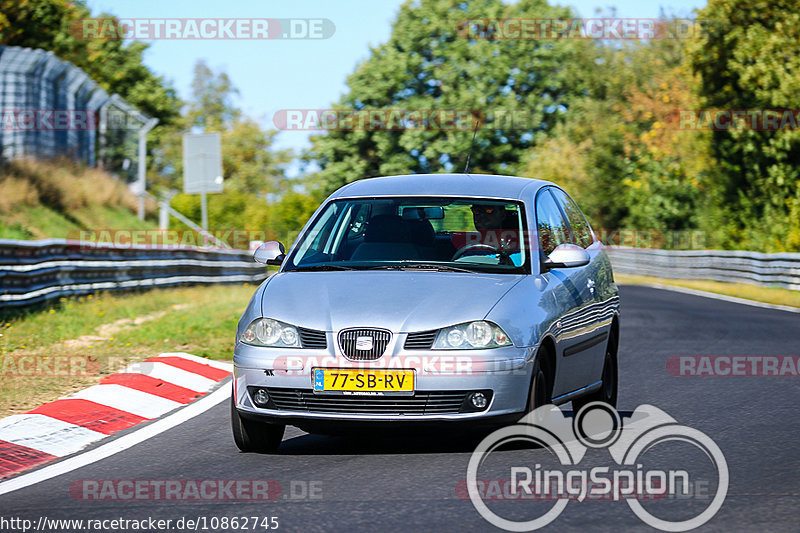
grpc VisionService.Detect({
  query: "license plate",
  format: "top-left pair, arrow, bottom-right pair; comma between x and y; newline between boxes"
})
312,368 -> 414,395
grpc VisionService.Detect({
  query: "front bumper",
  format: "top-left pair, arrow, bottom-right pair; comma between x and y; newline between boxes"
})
233,340 -> 535,424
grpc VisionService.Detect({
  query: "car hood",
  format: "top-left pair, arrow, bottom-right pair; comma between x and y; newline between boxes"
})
260,271 -> 525,332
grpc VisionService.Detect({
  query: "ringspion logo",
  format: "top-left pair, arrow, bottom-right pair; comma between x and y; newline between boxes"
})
466,403 -> 728,531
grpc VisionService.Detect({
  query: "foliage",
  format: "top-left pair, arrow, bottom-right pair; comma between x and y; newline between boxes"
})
306,0 -> 600,196
689,0 -> 800,251
5,0 -> 800,253
524,34 -> 711,243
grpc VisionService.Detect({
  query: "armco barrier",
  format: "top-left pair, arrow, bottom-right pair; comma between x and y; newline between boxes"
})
0,239 -> 268,308
607,247 -> 800,291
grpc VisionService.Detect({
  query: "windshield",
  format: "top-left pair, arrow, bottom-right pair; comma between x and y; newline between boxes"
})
284,197 -> 529,274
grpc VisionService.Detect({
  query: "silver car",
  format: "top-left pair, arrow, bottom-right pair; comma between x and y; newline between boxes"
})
231,174 -> 620,452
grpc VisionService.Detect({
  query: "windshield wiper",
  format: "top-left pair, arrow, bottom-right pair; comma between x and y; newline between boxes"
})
290,264 -> 357,272
369,263 -> 476,273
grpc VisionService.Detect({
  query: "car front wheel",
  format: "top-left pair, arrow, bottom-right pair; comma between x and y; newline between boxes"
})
526,350 -> 553,413
231,396 -> 285,453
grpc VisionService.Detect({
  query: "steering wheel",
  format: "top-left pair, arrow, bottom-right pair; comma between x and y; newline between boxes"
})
451,243 -> 501,261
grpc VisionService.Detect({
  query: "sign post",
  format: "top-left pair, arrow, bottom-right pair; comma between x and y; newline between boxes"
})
137,118 -> 159,220
182,132 -> 223,230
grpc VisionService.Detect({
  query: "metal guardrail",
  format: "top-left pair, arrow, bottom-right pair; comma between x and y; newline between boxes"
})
0,239 -> 268,308
607,247 -> 800,291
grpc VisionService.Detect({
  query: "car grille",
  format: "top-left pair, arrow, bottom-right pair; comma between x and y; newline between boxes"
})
338,328 -> 391,360
404,330 -> 438,350
299,327 -> 327,349
266,388 -> 468,415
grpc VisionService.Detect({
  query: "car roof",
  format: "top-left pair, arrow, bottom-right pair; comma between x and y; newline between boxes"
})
328,173 -> 553,201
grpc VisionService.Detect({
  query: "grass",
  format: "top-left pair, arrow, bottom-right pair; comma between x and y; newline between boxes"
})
70,205 -> 156,234
615,273 -> 800,309
0,158 -> 158,240
0,283 -> 257,417
0,204 -> 82,239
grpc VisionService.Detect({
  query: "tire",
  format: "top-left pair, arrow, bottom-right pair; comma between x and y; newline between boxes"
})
526,349 -> 553,413
231,395 -> 285,453
572,329 -> 618,413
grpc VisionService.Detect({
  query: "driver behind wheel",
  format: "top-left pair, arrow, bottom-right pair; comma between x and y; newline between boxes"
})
449,203 -> 522,265
471,204 -> 511,231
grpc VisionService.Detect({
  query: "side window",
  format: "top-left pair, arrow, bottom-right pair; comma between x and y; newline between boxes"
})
550,188 -> 594,249
535,189 -> 570,257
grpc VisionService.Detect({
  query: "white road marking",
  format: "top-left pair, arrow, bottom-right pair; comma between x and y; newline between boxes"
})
0,415 -> 106,457
0,380 -> 231,496
68,385 -> 183,419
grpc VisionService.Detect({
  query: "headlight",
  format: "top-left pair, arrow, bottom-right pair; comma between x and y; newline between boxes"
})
241,318 -> 301,348
432,321 -> 512,349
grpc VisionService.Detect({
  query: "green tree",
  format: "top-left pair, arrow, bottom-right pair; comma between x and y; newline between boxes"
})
188,59 -> 241,131
306,0 -> 600,196
524,30 -> 710,242
690,0 -> 800,251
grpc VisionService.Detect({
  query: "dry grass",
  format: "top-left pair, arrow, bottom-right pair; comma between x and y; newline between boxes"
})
0,176 -> 40,211
0,157 -> 153,214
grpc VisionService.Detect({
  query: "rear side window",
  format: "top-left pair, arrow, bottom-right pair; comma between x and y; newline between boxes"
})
535,189 -> 570,256
550,188 -> 595,249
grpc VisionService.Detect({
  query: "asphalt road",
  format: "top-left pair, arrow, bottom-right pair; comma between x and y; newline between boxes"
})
2,285 -> 799,532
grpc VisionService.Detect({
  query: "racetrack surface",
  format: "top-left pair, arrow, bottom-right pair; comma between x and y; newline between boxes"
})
2,285 -> 799,532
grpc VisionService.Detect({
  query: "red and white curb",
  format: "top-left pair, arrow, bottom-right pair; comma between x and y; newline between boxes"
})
0,352 -> 231,480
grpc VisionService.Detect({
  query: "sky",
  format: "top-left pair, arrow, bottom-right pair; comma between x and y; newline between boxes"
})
85,0 -> 707,161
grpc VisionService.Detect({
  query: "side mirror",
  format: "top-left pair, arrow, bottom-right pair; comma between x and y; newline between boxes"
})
254,241 -> 285,266
543,243 -> 590,271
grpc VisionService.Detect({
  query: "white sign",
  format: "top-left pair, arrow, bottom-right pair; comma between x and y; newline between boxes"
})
183,132 -> 223,194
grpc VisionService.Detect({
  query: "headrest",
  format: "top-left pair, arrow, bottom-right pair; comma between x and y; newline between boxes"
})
365,215 -> 408,242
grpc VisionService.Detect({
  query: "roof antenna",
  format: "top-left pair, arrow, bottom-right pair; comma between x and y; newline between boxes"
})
463,118 -> 481,174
